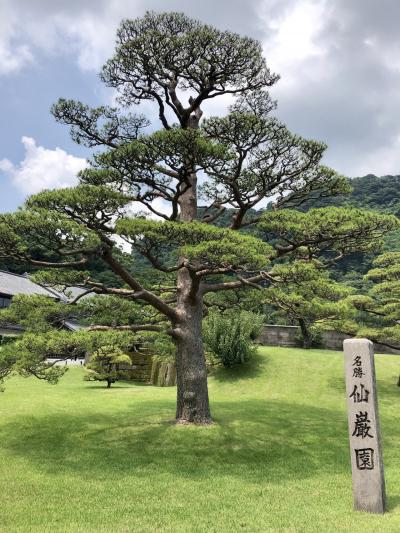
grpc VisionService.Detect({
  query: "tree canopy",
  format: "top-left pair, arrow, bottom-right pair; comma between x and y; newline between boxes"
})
351,252 -> 400,349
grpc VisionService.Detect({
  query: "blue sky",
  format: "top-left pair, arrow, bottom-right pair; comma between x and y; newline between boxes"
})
1,0 -> 400,213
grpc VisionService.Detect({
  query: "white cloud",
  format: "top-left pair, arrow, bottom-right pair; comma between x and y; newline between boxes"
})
2,0 -> 400,180
0,135 -> 172,220
260,0 -> 329,88
0,136 -> 87,194
0,43 -> 33,75
348,135 -> 400,177
256,0 -> 400,177
0,0 -> 142,75
0,1 -> 34,74
60,11 -> 123,72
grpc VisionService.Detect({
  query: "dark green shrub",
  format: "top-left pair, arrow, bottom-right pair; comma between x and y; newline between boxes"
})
203,311 -> 263,367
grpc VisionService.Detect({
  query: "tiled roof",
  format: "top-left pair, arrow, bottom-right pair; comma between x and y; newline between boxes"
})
0,270 -> 65,299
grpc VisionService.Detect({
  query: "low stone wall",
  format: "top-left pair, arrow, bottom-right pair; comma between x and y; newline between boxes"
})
258,324 -> 400,355
0,326 -> 23,337
320,330 -> 400,355
150,360 -> 177,387
258,325 -> 300,347
125,350 -> 153,382
127,351 -> 177,386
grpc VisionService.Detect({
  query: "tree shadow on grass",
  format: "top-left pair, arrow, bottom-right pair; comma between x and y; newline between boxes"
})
2,397 -> 399,487
210,351 -> 268,383
86,382 -> 151,390
327,374 -> 400,400
374,379 -> 400,400
387,495 -> 400,512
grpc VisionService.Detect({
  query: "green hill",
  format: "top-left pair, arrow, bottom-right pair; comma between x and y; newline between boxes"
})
299,174 -> 400,215
0,347 -> 399,532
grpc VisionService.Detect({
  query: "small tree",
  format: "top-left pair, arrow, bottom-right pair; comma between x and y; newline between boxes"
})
85,346 -> 132,388
0,12 -> 398,423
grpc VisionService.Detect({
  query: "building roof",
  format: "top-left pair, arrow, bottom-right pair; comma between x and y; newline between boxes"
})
0,270 -> 66,300
0,271 -> 95,334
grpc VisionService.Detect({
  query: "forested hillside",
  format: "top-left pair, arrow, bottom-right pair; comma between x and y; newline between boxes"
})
300,174 -> 400,214
200,175 -> 400,285
221,174 -> 400,285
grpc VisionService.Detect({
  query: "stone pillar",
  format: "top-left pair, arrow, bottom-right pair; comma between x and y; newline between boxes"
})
343,338 -> 386,514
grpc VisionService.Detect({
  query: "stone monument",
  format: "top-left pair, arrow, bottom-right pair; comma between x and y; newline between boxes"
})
343,338 -> 386,514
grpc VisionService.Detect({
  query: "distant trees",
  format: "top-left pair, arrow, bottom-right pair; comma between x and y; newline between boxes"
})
299,174 -> 400,214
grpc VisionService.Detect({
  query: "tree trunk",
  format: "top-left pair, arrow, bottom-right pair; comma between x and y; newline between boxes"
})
172,104 -> 211,424
299,318 -> 312,349
174,269 -> 212,424
174,160 -> 211,423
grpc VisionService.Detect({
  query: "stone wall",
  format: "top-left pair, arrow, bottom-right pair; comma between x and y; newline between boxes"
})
123,350 -> 177,386
82,348 -> 178,386
258,325 -> 300,347
125,350 -> 153,382
258,324 -> 400,355
150,360 -> 177,387
0,326 -> 23,337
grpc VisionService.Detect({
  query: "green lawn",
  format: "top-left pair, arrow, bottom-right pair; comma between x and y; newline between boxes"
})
0,347 -> 399,532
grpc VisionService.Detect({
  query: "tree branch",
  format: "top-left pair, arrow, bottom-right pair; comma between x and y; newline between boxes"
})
201,205 -> 226,224
20,256 -> 89,268
149,90 -> 171,130
202,271 -> 274,293
101,249 -> 179,321
88,324 -> 165,332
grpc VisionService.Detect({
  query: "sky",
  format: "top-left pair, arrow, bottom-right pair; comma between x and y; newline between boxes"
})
1,0 -> 400,212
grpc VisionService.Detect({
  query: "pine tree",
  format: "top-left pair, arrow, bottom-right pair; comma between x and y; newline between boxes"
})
85,346 -> 132,388
0,13 -> 398,422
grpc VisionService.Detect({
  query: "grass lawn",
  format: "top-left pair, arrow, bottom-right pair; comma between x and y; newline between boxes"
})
0,346 -> 399,532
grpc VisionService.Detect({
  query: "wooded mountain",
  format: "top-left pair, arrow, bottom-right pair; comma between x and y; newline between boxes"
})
299,174 -> 400,215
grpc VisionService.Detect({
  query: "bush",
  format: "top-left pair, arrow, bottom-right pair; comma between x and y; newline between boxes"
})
203,311 -> 263,367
